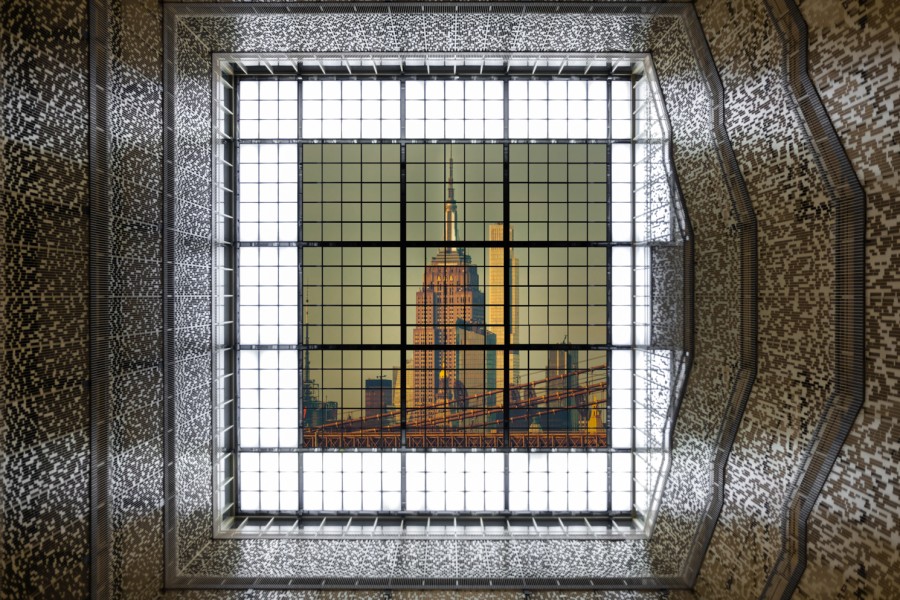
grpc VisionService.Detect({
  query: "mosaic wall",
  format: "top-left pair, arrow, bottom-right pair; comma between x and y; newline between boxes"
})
691,0 -> 893,597
692,0 -> 835,595
795,0 -> 900,598
1,0 -> 91,597
105,0 -> 166,597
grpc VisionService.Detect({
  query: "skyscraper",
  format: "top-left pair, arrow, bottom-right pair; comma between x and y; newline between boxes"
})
364,376 -> 393,422
546,346 -> 582,431
487,223 -> 519,388
411,158 -> 486,422
547,347 -> 579,391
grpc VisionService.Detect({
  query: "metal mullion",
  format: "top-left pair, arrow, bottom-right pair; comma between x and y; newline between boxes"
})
247,447 -> 304,453
237,241 -> 299,248
264,71 -> 633,82
399,82 -> 408,510
289,240 -> 610,248
297,77 -> 304,513
243,343 -> 621,353
503,143 -> 511,512
234,113 -> 243,458
629,73 -> 638,518
239,138 -> 299,145
502,78 -> 511,513
238,344 -> 299,351
606,76 -> 613,515
223,69 -> 239,519
234,81 -> 245,512
297,77 -> 303,140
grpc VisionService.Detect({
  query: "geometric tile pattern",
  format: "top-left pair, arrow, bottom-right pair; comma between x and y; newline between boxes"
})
794,0 -> 900,598
2,0 -> 91,596
692,0 -> 882,598
694,0 -> 835,597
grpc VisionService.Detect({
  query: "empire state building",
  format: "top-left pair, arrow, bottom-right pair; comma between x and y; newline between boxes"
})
410,159 -> 493,423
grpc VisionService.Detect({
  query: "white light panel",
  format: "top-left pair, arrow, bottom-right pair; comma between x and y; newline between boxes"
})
239,143 -> 299,242
239,80 -> 298,139
238,247 -> 298,345
239,350 -> 299,448
509,80 -> 608,139
302,80 -> 401,139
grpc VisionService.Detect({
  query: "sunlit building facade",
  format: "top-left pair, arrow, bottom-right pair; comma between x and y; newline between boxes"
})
487,223 -> 519,389
410,160 -> 487,422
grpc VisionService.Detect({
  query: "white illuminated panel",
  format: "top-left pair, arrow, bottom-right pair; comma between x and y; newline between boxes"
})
238,247 -> 298,345
238,350 -> 298,448
405,80 -> 504,139
302,451 -> 402,511
238,143 -> 298,242
611,247 -> 633,347
611,80 -> 633,139
240,452 -> 299,511
508,452 -> 608,512
239,80 -> 298,139
509,80 -> 608,139
302,80 -> 400,139
610,143 -> 633,242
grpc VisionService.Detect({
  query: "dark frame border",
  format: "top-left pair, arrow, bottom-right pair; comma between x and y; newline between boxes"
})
228,74 -> 634,519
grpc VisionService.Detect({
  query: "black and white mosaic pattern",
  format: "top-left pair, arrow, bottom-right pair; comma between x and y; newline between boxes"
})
2,0 -> 91,596
794,0 -> 900,598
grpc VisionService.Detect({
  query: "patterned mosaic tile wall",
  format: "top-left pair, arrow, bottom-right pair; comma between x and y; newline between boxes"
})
1,0 -> 91,597
105,0 -> 166,598
693,0 -> 833,595
171,11 -> 218,573
691,0 -> 893,597
794,0 -> 900,598
639,17 -> 741,580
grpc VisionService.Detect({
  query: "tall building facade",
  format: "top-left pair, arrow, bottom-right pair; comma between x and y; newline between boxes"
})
487,223 -> 519,388
364,377 -> 393,422
545,347 -> 582,430
411,160 -> 486,421
547,347 -> 580,391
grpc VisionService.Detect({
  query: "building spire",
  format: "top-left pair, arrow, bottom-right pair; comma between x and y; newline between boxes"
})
444,152 -> 459,249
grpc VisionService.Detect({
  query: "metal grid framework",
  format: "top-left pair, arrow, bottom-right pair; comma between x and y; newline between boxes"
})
212,52 -> 684,538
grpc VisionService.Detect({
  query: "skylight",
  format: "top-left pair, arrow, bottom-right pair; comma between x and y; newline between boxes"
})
212,53 -> 685,537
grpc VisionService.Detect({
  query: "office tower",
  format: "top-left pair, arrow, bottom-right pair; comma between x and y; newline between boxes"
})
301,301 -> 323,428
487,223 -> 519,389
364,376 -> 393,422
547,346 -> 580,391
546,347 -> 581,430
454,323 -> 497,408
411,158 -> 486,421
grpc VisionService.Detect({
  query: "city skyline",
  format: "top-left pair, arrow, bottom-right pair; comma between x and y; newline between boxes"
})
299,151 -> 607,445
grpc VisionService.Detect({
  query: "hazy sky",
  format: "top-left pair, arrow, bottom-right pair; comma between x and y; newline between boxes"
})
293,144 -> 609,409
